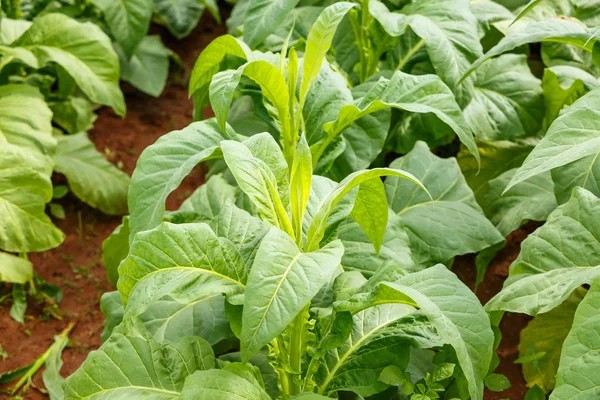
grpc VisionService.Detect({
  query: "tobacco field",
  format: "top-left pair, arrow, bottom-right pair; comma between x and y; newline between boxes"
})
1,0 -> 600,399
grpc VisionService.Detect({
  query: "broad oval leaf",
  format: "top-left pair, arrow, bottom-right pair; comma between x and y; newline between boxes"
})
243,0 -> 301,49
118,35 -> 171,97
241,227 -> 344,361
0,252 -> 33,284
181,369 -> 271,400
55,132 -> 130,215
153,0 -> 204,39
128,119 -> 230,242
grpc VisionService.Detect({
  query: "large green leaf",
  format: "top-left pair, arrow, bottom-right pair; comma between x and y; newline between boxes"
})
518,289 -> 584,393
55,132 -> 130,215
241,227 -> 344,360
0,18 -> 31,44
118,35 -> 171,97
128,119 -> 230,241
181,369 -> 271,399
0,146 -> 64,252
486,188 -> 600,315
551,277 -> 600,399
0,84 -> 54,165
14,14 -> 125,116
0,252 -> 33,284
319,70 -> 478,163
463,18 -> 594,81
506,88 -> 600,192
386,142 -> 503,266
371,0 -> 483,105
64,331 -> 215,399
464,53 -> 544,140
118,222 -> 246,312
483,168 -> 556,236
93,0 -> 153,58
153,0 -> 204,39
243,0 -> 300,49
175,174 -> 237,222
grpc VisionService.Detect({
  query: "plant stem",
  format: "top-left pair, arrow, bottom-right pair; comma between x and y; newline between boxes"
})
274,337 -> 291,394
10,322 -> 75,395
288,305 -> 309,395
396,39 -> 425,71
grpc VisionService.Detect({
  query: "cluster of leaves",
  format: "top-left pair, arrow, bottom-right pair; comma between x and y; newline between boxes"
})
53,0 -> 600,399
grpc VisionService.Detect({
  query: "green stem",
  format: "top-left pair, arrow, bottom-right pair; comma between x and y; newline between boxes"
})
288,305 -> 309,395
10,322 -> 75,395
359,0 -> 372,83
274,337 -> 291,395
396,39 -> 425,71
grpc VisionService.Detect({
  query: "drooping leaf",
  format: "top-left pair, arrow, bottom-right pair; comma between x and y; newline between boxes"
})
463,18 -> 594,81
50,97 -> 97,135
55,132 -> 130,215
42,327 -> 71,400
243,0 -> 301,49
551,277 -> 600,399
93,0 -> 153,58
506,88 -> 600,192
483,168 -> 557,236
9,284 -> 27,323
241,227 -> 344,361
371,0 -> 483,105
64,331 -> 216,399
0,145 -> 64,253
386,142 -> 503,266
118,35 -> 171,97
464,53 -> 544,140
0,252 -> 33,284
14,13 -> 125,116
319,70 -> 478,163
128,119 -> 229,242
153,0 -> 205,39
0,18 -> 32,44
487,188 -> 600,315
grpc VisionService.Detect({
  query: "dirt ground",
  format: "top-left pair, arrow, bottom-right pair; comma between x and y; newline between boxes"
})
1,13 -> 530,400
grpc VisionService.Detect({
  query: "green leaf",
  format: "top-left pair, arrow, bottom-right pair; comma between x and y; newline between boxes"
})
119,35 -> 171,97
119,222 -> 246,318
299,2 -> 355,105
180,369 -> 271,400
518,289 -> 584,393
290,135 -> 312,241
0,145 -> 64,252
93,0 -> 153,58
64,332 -> 216,399
102,217 -> 130,287
221,137 -> 292,234
464,53 -> 544,140
128,119 -> 229,241
100,291 -> 124,342
526,385 -> 546,400
483,168 -> 556,236
153,0 -> 204,39
371,0 -> 483,105
10,284 -> 27,323
0,84 -> 54,164
55,132 -> 130,215
484,373 -> 512,392
542,66 -> 597,128
458,138 -> 536,205
241,227 -> 343,361
210,61 -> 292,148
15,13 -> 125,116
487,188 -> 600,315
175,174 -> 238,222
386,142 -> 503,266
551,277 -> 600,399
506,88 -> 600,192
511,0 -> 545,25
0,252 -> 33,284
463,18 -> 594,82
50,97 -> 97,135
0,18 -> 31,44
42,328 -> 71,400
552,152 -> 600,205
320,70 -> 478,163
243,0 -> 300,49
349,178 -> 388,254
189,35 -> 251,98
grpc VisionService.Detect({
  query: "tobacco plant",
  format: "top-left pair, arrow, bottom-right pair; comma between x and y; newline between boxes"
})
64,3 -> 506,399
